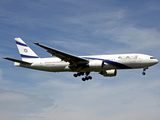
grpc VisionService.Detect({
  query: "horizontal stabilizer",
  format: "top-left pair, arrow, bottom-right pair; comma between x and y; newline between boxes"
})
3,57 -> 32,65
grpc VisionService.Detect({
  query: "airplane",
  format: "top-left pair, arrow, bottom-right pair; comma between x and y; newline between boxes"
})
3,38 -> 158,81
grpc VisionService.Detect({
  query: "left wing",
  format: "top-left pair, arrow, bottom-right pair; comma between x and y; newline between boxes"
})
34,43 -> 89,65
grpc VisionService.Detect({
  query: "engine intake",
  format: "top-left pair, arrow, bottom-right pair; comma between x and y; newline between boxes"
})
100,69 -> 117,77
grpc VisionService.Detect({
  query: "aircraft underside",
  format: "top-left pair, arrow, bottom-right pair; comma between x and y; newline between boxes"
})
14,59 -> 156,81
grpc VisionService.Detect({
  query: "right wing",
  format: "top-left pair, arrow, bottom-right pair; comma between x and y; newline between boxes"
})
34,43 -> 89,65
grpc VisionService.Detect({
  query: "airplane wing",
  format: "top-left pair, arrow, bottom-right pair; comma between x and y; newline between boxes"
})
34,43 -> 89,65
3,57 -> 32,65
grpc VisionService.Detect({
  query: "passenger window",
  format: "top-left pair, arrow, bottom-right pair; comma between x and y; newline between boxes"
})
126,56 -> 130,59
118,56 -> 122,59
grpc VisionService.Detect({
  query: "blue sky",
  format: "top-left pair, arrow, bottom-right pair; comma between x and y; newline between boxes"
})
0,0 -> 160,120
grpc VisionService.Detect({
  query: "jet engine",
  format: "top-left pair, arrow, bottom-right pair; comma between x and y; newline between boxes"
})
88,60 -> 104,69
100,69 -> 117,77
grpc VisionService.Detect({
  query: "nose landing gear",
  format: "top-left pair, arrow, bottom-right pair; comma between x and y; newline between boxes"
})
142,71 -> 146,75
142,67 -> 148,75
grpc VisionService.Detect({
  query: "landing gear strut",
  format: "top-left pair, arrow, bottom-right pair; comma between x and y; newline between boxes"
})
73,72 -> 92,81
142,67 -> 148,75
82,72 -> 92,81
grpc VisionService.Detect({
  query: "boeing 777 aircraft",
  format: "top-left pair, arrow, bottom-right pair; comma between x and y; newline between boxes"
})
4,38 -> 158,81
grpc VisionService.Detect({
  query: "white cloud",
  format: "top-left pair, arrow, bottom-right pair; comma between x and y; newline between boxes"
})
0,90 -> 54,120
0,69 -> 2,81
104,26 -> 160,51
16,77 -> 160,120
50,40 -> 103,55
0,69 -> 14,87
47,9 -> 160,54
65,11 -> 124,25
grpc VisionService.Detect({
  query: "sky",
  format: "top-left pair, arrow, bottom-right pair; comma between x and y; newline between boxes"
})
0,0 -> 160,120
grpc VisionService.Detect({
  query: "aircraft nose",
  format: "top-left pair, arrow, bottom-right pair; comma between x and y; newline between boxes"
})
149,58 -> 158,66
155,59 -> 159,64
152,59 -> 159,65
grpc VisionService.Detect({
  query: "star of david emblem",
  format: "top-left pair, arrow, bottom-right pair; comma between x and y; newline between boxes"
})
24,49 -> 28,53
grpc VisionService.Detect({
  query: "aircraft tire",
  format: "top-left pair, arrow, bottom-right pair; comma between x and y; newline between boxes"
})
88,76 -> 92,80
74,74 -> 78,77
142,72 -> 146,75
82,78 -> 85,81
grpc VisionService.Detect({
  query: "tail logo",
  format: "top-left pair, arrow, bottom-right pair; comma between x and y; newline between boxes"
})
24,48 -> 28,53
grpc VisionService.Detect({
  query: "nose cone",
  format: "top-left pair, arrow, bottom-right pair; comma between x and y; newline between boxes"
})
151,59 -> 159,66
155,59 -> 159,64
145,55 -> 158,67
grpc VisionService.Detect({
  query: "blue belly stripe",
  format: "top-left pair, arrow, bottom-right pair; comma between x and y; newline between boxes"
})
83,57 -> 131,69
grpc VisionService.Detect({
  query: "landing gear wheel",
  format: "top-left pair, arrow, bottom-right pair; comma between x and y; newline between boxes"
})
81,76 -> 92,81
82,78 -> 85,81
142,72 -> 146,75
73,74 -> 77,77
88,76 -> 92,80
85,77 -> 89,80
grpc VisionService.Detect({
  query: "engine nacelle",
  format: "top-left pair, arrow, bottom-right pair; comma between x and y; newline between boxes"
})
88,60 -> 104,69
100,69 -> 117,77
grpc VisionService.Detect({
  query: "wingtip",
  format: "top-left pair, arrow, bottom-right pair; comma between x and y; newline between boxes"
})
3,57 -> 8,59
3,57 -> 12,61
34,42 -> 39,45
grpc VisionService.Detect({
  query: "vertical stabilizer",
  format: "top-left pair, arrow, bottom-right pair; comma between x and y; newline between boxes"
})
15,38 -> 39,62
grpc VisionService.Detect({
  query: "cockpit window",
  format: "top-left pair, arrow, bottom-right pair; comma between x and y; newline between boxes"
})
150,57 -> 155,59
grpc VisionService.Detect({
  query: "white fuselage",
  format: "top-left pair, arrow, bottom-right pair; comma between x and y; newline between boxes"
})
15,53 -> 158,72
4,38 -> 158,80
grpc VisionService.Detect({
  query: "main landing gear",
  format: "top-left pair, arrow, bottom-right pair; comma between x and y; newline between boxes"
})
73,72 -> 92,81
142,67 -> 148,75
